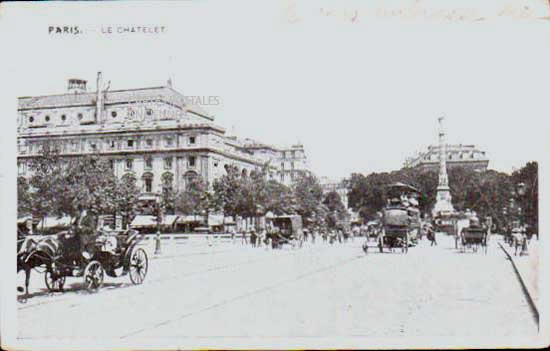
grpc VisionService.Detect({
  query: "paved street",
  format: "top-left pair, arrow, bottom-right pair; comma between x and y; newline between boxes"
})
17,234 -> 537,343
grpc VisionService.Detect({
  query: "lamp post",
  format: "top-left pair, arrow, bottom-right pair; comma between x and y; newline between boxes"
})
155,201 -> 163,255
511,182 -> 528,255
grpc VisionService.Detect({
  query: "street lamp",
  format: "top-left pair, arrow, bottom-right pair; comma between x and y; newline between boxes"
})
511,182 -> 528,255
155,201 -> 163,255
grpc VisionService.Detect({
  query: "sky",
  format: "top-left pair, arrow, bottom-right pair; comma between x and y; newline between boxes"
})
1,0 -> 549,179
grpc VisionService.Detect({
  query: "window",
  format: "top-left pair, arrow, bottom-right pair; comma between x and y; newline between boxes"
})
189,156 -> 196,167
146,108 -> 153,116
189,136 -> 196,144
78,113 -> 83,120
90,143 -> 97,151
214,161 -> 219,167
281,162 -> 284,169
45,115 -> 50,122
18,162 -> 25,175
125,159 -> 133,170
145,157 -> 153,170
146,139 -> 153,148
127,139 -> 134,148
29,116 -> 34,123
144,178 -> 152,193
164,157 -> 173,169
109,140 -> 116,149
165,137 -> 173,147
109,159 -> 115,170
61,114 -> 66,121
111,111 -> 117,118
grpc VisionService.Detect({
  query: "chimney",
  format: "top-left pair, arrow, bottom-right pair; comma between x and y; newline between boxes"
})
67,78 -> 87,94
96,72 -> 103,123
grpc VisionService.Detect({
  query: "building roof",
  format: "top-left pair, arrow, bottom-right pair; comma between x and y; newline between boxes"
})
18,86 -> 213,120
404,143 -> 489,169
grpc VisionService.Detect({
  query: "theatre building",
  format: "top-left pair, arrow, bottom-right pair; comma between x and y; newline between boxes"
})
403,144 -> 489,172
17,73 -> 309,202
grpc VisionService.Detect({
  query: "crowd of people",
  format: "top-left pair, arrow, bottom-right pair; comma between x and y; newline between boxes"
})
226,226 -> 357,250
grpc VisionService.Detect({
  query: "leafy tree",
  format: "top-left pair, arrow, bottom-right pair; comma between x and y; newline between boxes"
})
346,172 -> 392,221
27,140 -> 65,223
212,165 -> 244,221
176,176 -> 215,223
56,155 -> 118,224
17,176 -> 33,217
27,141 -> 119,228
116,174 -> 140,229
291,171 -> 324,224
511,161 -> 538,234
323,191 -> 350,229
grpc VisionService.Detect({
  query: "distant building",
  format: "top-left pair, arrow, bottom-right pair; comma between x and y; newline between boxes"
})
17,73 -> 309,200
403,144 -> 489,172
320,177 -> 349,209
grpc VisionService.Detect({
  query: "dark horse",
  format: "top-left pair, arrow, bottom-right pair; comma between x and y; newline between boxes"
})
17,234 -> 58,299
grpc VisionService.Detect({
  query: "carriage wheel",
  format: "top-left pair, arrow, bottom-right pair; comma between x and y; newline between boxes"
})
129,248 -> 148,285
44,271 -> 66,292
84,260 -> 104,292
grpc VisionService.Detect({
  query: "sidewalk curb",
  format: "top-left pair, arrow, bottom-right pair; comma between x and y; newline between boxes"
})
498,242 -> 539,328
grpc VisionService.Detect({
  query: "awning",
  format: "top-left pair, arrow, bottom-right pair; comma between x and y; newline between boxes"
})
138,195 -> 159,201
130,215 -> 158,228
162,215 -> 180,226
177,215 -> 204,224
37,216 -> 74,229
208,214 -> 224,226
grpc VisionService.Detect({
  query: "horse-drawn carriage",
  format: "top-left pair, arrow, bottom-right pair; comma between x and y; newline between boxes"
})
363,183 -> 421,254
17,225 -> 149,298
457,215 -> 488,254
267,215 -> 304,249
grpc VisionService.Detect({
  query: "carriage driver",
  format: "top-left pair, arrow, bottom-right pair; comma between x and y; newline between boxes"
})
69,210 -> 100,265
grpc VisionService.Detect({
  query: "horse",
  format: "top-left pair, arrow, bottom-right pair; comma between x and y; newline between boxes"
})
17,234 -> 58,299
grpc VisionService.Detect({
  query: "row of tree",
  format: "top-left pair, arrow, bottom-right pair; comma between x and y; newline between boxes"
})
18,142 -> 350,231
345,162 -> 538,233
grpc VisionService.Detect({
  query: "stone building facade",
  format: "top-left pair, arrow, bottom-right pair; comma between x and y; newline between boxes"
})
17,73 -> 309,198
403,144 -> 489,172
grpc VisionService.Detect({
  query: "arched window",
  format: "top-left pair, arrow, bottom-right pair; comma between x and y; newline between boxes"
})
183,171 -> 199,189
142,172 -> 154,193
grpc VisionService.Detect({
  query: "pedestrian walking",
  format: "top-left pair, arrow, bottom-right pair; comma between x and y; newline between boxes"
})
426,224 -> 437,246
250,229 -> 257,247
230,227 -> 236,245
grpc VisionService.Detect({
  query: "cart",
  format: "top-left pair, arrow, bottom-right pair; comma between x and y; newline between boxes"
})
44,228 -> 149,292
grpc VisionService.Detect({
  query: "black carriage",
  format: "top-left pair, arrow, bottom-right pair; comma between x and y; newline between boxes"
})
44,228 -> 149,292
458,223 -> 487,254
363,183 -> 421,254
268,215 -> 303,249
